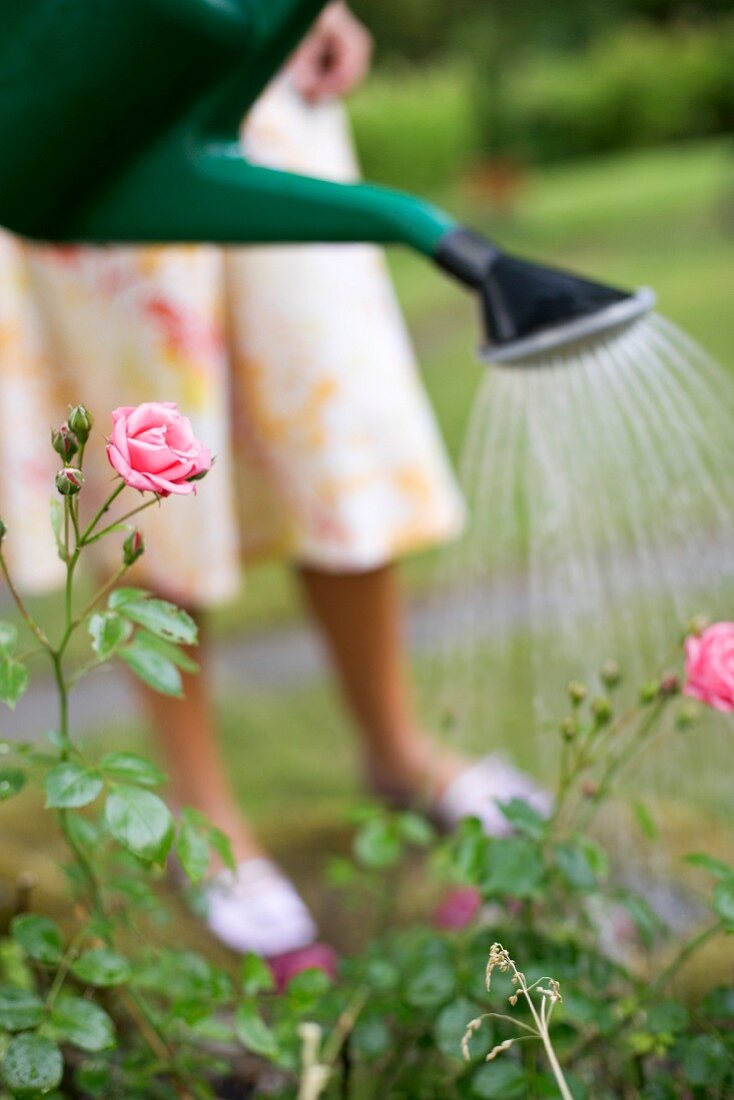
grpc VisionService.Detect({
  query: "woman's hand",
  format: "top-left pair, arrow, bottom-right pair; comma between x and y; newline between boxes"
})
288,2 -> 373,103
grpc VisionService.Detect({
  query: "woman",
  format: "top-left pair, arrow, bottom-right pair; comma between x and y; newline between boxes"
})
0,3 -> 547,984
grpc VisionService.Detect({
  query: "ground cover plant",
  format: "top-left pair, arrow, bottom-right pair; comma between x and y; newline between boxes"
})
1,406 -> 733,1098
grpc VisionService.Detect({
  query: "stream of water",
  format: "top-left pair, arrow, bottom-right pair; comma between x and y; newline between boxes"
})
434,313 -> 734,837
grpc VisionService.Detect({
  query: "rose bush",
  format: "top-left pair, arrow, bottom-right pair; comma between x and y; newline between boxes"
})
684,621 -> 734,712
106,401 -> 211,497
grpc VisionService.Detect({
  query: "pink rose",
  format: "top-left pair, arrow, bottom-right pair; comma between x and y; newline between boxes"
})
683,622 -> 734,713
106,403 -> 212,497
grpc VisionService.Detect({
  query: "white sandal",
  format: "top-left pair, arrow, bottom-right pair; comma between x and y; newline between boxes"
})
205,858 -> 318,957
435,754 -> 552,837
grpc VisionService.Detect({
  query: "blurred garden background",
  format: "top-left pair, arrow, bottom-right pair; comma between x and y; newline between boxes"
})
2,0 -> 733,924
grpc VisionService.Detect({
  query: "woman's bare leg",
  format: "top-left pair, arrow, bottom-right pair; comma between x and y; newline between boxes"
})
135,614 -> 265,864
297,563 -> 462,799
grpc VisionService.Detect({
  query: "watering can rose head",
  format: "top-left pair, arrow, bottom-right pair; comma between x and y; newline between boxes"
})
683,622 -> 734,713
106,402 -> 212,497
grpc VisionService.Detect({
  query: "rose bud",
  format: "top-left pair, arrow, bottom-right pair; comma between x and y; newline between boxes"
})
560,718 -> 578,741
567,681 -> 587,706
675,704 -> 697,730
55,467 -> 84,496
638,679 -> 660,705
581,779 -> 600,799
600,660 -> 621,689
51,423 -> 78,462
659,674 -> 680,698
591,696 -> 613,726
123,529 -> 145,566
67,405 -> 94,444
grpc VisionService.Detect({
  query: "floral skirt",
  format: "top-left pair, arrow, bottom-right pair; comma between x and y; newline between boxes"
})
0,80 -> 463,606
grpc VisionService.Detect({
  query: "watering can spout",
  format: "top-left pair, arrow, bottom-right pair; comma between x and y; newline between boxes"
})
70,135 -> 458,258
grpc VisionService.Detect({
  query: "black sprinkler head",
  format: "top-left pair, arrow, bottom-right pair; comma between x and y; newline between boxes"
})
435,229 -> 656,365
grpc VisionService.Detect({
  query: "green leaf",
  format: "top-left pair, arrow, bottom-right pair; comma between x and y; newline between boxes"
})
0,987 -> 45,1031
70,949 -> 131,988
405,959 -> 456,1008
119,639 -> 182,697
49,498 -> 65,562
115,597 -> 197,646
681,1034 -> 729,1087
647,1002 -> 690,1035
234,1001 -> 279,1060
133,630 -> 199,674
353,816 -> 402,869
48,996 -> 116,1052
434,998 -> 489,1061
482,837 -> 545,899
712,880 -> 734,926
104,785 -> 174,864
0,655 -> 28,710
0,769 -> 26,802
74,1061 -> 112,1097
685,853 -> 734,880
497,797 -> 548,840
207,825 -> 236,873
241,953 -> 275,997
396,811 -> 435,847
634,800 -> 659,841
44,763 -> 103,809
107,587 -> 150,610
471,1060 -> 528,1099
285,968 -> 332,1011
99,752 -> 166,788
11,915 -> 63,966
554,840 -> 605,891
351,1017 -> 391,1059
1,1033 -> 63,1095
87,612 -> 132,661
176,823 -> 210,884
618,894 -> 664,949
0,623 -> 18,654
701,985 -> 734,1019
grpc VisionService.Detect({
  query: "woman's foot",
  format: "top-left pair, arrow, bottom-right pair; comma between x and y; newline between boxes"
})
366,739 -> 551,837
204,858 -> 337,992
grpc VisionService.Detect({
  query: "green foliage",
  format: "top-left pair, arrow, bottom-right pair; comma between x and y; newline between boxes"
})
44,762 -> 103,809
70,949 -> 132,988
0,771 -> 26,803
476,19 -> 734,163
10,916 -> 63,967
0,654 -> 28,711
104,785 -> 174,864
350,64 -> 479,193
1,1033 -> 63,1096
2,413 -> 733,1098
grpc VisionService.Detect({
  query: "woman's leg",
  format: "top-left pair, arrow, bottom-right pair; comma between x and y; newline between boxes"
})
135,613 -> 264,864
297,563 -> 461,800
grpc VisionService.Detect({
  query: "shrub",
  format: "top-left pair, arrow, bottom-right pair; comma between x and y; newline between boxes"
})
350,64 -> 479,194
477,18 -> 734,163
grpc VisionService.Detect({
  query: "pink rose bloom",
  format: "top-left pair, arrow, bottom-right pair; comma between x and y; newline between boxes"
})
683,622 -> 734,712
106,403 -> 212,497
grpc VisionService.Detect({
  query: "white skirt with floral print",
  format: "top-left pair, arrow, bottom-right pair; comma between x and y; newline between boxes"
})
0,78 -> 464,605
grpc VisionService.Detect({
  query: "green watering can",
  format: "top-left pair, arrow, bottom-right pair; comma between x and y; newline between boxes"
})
0,0 -> 653,363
